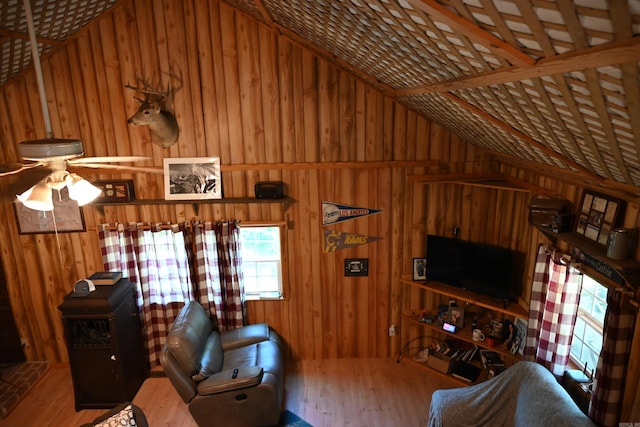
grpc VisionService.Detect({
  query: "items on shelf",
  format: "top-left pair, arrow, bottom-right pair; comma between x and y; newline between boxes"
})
88,271 -> 123,285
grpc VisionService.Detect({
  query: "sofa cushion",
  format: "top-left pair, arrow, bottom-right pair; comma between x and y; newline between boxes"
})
222,340 -> 282,380
166,301 -> 214,375
197,366 -> 264,395
191,332 -> 223,382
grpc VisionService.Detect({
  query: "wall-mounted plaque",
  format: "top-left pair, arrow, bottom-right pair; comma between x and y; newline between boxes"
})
92,180 -> 136,203
575,190 -> 625,247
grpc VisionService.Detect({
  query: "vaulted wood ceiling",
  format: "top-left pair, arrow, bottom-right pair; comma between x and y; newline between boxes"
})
2,0 -> 640,195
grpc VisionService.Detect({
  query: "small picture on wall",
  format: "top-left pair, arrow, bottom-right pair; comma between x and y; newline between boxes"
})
575,190 -> 625,247
164,157 -> 222,200
413,258 -> 426,281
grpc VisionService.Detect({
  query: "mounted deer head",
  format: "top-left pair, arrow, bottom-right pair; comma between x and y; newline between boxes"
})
126,75 -> 180,148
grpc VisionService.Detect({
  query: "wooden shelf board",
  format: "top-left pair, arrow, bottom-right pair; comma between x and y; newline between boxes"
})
400,277 -> 528,318
399,356 -> 488,386
92,197 -> 292,207
402,312 -> 519,360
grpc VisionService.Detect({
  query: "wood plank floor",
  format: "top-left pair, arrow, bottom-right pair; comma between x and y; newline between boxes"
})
1,358 -> 457,427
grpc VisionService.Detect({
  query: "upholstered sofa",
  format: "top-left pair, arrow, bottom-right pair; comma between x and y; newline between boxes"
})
160,301 -> 284,427
428,361 -> 597,427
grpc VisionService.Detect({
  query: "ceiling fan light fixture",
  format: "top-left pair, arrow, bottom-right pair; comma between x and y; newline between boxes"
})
17,181 -> 54,211
67,173 -> 102,206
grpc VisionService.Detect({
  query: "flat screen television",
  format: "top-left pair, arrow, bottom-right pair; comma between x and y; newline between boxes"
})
425,234 -> 520,302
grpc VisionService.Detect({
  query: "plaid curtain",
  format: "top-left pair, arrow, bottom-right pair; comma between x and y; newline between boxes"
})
193,220 -> 246,331
524,244 -> 582,378
98,221 -> 245,367
589,288 -> 635,426
99,223 -> 194,366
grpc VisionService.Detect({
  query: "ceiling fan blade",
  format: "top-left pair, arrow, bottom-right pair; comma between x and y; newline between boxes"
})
69,163 -> 163,174
0,166 -> 53,200
0,162 -> 44,177
68,156 -> 151,164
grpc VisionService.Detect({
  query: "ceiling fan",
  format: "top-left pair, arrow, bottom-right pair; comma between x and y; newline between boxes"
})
0,0 -> 160,211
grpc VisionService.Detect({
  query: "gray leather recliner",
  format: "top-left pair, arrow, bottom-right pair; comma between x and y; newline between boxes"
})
160,301 -> 284,427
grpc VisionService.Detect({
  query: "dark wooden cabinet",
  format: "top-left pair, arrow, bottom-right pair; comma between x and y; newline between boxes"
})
58,279 -> 149,410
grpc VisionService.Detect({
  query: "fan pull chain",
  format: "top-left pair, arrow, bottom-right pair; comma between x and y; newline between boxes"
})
50,209 -> 65,268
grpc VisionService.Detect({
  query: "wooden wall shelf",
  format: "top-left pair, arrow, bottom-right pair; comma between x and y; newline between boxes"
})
400,277 -> 528,318
91,197 -> 293,214
399,277 -> 525,387
534,225 -> 640,288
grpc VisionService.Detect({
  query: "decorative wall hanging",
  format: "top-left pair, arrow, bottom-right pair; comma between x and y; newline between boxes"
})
92,180 -> 136,203
14,187 -> 85,234
575,190 -> 625,247
164,157 -> 222,200
323,230 -> 382,252
321,201 -> 382,226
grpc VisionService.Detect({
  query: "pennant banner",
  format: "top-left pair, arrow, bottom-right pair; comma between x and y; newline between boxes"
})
322,201 -> 382,226
324,230 -> 383,252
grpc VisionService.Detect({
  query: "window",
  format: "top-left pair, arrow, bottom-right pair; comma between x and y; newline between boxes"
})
571,274 -> 608,374
239,224 -> 285,299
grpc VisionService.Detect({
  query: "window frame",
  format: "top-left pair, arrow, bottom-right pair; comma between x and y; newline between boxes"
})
570,272 -> 608,375
238,222 -> 289,301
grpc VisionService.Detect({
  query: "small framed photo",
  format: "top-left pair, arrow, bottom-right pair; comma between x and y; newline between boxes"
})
164,157 -> 222,200
412,258 -> 427,281
13,188 -> 86,234
575,190 -> 625,247
447,306 -> 465,328
513,317 -> 528,355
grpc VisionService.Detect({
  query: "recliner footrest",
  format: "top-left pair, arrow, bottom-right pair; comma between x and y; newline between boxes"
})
197,367 -> 264,395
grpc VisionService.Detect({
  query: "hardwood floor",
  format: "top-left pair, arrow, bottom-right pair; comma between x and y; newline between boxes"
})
1,358 -> 457,427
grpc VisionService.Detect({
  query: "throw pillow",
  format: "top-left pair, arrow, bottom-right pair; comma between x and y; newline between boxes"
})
94,404 -> 137,427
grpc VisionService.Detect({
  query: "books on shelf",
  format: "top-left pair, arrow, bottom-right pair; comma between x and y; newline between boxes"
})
88,271 -> 122,285
480,349 -> 504,368
450,361 -> 482,383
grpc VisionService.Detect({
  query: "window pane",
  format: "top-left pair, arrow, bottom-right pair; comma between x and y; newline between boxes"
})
239,226 -> 283,298
593,300 -> 607,323
570,275 -> 607,374
579,291 -> 594,313
574,317 -> 586,336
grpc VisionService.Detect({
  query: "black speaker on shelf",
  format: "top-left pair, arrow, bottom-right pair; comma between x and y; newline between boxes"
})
255,181 -> 285,199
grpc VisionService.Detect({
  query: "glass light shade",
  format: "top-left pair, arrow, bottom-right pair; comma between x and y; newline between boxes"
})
17,181 -> 54,211
67,174 -> 102,206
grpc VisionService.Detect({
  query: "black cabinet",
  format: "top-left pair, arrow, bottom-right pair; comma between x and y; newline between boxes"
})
58,279 -> 149,410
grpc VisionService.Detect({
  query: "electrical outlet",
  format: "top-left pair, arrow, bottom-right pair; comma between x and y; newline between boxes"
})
20,337 -> 28,348
389,325 -> 396,336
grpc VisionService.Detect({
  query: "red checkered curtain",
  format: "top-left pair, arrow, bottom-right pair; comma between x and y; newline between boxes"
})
98,223 -> 194,367
193,220 -> 246,331
524,244 -> 582,378
589,288 -> 635,427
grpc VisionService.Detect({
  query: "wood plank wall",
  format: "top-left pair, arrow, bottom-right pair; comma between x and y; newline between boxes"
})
0,4 -> 638,414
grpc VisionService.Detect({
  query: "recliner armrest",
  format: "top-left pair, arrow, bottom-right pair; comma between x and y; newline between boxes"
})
221,323 -> 272,350
197,366 -> 264,396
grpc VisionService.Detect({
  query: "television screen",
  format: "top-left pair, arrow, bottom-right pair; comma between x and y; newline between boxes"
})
425,234 -> 517,301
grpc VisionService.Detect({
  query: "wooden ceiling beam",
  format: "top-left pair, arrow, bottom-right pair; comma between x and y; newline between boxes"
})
0,28 -> 61,47
495,153 -> 640,202
253,0 -> 274,25
409,0 -> 534,67
440,92 -> 598,179
390,36 -> 640,96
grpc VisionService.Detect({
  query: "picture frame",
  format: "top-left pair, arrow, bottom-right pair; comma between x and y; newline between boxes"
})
574,190 -> 625,247
13,188 -> 86,234
92,180 -> 135,203
447,306 -> 465,328
513,317 -> 528,355
412,258 -> 427,281
164,157 -> 222,200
